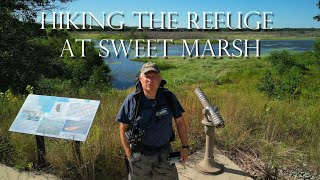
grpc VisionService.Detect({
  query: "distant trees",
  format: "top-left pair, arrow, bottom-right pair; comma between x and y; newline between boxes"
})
0,0 -> 111,94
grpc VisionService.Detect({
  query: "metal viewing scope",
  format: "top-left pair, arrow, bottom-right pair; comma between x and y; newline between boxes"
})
195,87 -> 225,175
195,87 -> 225,128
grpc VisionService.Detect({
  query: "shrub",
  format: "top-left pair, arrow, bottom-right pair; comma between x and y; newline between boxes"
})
266,50 -> 308,74
258,70 -> 275,97
315,38 -> 320,58
258,50 -> 307,99
33,30 -> 112,95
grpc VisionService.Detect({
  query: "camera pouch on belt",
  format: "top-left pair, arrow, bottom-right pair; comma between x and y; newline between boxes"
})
125,114 -> 146,152
125,126 -> 144,144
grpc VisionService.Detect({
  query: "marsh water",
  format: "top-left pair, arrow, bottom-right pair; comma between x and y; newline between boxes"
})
97,40 -> 315,89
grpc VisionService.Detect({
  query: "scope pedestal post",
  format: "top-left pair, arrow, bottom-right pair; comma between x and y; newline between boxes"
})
196,109 -> 224,175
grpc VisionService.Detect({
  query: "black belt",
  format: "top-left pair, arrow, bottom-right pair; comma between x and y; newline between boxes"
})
141,143 -> 169,156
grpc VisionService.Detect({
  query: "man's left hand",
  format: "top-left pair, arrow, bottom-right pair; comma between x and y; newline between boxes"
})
180,148 -> 189,163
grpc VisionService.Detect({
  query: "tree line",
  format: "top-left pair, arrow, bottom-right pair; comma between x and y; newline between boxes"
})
0,0 -> 111,94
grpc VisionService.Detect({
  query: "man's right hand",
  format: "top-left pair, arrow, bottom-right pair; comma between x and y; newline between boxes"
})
126,149 -> 132,159
119,123 -> 132,159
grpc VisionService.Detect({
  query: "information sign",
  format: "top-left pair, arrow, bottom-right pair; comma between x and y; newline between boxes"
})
9,94 -> 100,142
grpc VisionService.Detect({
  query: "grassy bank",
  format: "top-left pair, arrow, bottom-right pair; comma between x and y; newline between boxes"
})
1,52 -> 319,179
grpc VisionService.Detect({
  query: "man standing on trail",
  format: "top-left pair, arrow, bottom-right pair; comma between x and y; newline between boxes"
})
116,62 -> 189,179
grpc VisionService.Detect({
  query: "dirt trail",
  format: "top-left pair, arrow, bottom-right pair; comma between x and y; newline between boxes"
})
0,164 -> 59,180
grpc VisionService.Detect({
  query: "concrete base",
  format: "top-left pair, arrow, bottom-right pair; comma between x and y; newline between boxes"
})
177,148 -> 253,180
196,159 -> 224,175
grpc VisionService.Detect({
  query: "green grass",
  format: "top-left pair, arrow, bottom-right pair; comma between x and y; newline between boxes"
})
1,54 -> 319,178
70,30 -> 320,41
70,31 -> 127,40
70,31 -> 219,44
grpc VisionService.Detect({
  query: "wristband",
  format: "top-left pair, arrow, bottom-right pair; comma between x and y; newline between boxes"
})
182,145 -> 190,149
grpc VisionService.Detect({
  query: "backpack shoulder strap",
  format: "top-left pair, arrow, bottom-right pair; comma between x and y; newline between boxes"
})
161,88 -> 174,112
131,91 -> 143,128
160,88 -> 176,142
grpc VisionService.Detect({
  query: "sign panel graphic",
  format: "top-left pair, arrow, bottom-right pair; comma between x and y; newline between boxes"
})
9,94 -> 100,142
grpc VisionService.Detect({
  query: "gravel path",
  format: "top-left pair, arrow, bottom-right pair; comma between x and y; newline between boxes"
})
0,164 -> 59,180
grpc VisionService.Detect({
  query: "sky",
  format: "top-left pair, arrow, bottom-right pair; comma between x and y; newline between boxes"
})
45,0 -> 320,29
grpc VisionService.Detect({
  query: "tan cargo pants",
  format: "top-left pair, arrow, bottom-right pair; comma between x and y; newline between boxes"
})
128,151 -> 179,180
